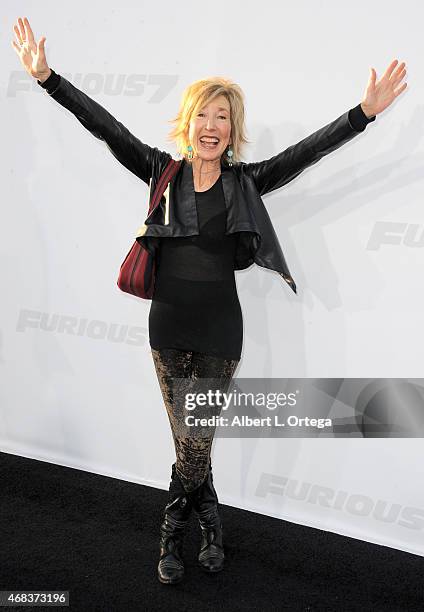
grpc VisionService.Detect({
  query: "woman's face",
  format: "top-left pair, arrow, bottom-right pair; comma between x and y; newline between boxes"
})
188,95 -> 232,163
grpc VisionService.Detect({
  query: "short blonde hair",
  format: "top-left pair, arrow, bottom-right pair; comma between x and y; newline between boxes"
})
166,76 -> 251,164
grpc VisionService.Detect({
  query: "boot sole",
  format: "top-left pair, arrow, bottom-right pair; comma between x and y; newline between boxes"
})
158,573 -> 184,584
198,561 -> 224,573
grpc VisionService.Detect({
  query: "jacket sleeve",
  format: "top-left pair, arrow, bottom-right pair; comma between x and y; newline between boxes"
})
37,69 -> 170,186
242,104 -> 376,196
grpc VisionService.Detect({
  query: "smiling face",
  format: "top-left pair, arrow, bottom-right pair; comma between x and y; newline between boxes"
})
188,94 -> 232,163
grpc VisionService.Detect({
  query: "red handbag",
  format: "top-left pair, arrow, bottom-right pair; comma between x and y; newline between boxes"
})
117,158 -> 181,299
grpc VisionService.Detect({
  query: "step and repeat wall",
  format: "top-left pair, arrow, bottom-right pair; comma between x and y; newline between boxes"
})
3,0 -> 423,557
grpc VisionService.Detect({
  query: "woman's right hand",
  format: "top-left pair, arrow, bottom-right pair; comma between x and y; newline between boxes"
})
11,16 -> 51,82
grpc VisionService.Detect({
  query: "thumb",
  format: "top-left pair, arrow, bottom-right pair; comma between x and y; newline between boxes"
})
38,36 -> 46,57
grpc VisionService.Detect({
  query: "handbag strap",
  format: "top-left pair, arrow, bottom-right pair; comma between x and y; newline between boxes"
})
147,158 -> 182,216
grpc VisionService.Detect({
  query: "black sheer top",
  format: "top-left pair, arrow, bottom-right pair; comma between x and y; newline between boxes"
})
148,175 -> 243,360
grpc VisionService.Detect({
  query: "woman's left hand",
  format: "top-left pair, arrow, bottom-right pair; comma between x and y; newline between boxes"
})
361,59 -> 408,118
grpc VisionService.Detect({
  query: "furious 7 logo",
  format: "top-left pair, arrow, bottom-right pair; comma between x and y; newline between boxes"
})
367,222 -> 424,250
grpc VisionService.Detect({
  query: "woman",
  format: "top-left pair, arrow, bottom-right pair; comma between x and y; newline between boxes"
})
12,16 -> 407,586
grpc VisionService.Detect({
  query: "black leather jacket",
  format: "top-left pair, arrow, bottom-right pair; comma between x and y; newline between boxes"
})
39,69 -> 376,294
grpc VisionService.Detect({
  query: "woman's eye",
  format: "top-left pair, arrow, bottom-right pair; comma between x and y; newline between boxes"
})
197,113 -> 227,119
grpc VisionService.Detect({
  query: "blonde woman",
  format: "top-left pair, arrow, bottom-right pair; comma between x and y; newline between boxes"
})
12,16 -> 407,585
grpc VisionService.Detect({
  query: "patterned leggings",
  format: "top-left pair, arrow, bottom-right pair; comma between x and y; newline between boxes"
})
151,348 -> 239,493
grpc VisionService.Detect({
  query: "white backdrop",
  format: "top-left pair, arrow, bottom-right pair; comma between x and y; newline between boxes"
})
3,0 -> 424,558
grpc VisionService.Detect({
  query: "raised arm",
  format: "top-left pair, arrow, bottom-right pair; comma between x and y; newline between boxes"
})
242,105 -> 375,196
12,16 -> 170,186
37,69 -> 170,186
242,59 -> 407,197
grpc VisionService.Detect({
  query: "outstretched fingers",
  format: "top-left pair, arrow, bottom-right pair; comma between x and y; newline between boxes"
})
23,17 -> 36,46
392,68 -> 407,87
12,16 -> 39,56
13,23 -> 23,45
393,61 -> 406,76
17,17 -> 26,42
390,60 -> 407,96
394,81 -> 408,97
386,59 -> 399,78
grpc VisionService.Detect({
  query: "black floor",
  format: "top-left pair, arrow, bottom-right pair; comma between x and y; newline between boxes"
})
0,451 -> 423,612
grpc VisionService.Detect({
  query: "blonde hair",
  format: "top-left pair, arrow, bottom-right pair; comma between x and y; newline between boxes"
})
166,76 -> 251,164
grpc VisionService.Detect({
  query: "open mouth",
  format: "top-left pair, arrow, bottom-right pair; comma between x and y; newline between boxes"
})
199,138 -> 219,150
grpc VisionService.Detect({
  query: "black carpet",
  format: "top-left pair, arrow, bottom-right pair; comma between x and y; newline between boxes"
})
0,451 -> 423,612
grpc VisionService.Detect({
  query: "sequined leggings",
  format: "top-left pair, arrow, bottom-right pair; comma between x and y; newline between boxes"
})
151,348 -> 239,493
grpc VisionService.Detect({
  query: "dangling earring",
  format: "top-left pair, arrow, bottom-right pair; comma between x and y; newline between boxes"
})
226,144 -> 233,167
187,144 -> 194,162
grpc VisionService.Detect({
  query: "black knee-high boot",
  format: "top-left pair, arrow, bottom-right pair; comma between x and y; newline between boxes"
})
157,463 -> 194,585
192,461 -> 225,572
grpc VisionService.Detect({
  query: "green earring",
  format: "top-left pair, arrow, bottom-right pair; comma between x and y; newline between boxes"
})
187,144 -> 194,162
226,144 -> 233,166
